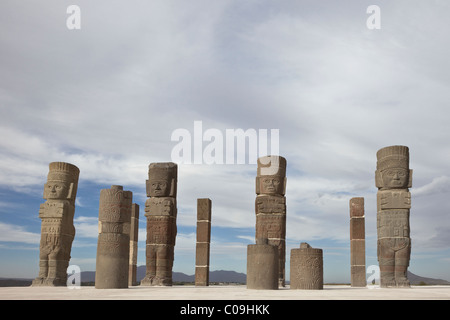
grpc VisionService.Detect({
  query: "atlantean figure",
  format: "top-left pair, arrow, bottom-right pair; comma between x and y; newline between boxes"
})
376,145 -> 412,288
32,162 -> 80,286
255,155 -> 287,287
95,185 -> 132,289
141,162 -> 178,286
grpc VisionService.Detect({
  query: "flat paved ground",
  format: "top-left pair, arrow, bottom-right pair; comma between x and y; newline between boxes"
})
1,285 -> 450,300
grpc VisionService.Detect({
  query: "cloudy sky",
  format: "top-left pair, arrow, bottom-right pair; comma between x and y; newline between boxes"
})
0,0 -> 449,283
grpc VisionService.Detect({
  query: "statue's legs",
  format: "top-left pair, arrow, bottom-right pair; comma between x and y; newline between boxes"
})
378,239 -> 396,287
156,245 -> 174,286
395,238 -> 411,287
141,245 -> 156,285
46,260 -> 68,286
32,260 -> 48,286
46,241 -> 70,286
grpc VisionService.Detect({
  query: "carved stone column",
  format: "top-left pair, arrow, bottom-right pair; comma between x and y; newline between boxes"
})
128,203 -> 139,286
350,197 -> 366,287
290,242 -> 323,290
247,238 -> 279,290
95,185 -> 132,289
195,198 -> 212,286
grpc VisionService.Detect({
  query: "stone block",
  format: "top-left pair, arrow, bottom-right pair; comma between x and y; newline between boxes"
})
95,185 -> 132,289
290,243 -> 323,290
195,242 -> 210,266
350,240 -> 366,266
247,240 -> 279,290
196,221 -> 211,243
350,218 -> 365,240
197,198 -> 212,221
350,197 -> 364,217
351,266 -> 367,287
195,266 -> 209,286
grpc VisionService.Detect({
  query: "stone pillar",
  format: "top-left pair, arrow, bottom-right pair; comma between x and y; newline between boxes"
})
376,145 -> 412,288
290,242 -> 323,290
141,162 -> 177,286
128,203 -> 139,286
255,155 -> 287,287
350,197 -> 366,287
32,162 -> 80,287
247,238 -> 279,290
95,185 -> 132,289
195,198 -> 212,286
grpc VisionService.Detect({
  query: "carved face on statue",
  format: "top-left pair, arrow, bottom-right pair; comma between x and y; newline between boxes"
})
149,180 -> 169,197
147,163 -> 177,198
43,162 -> 79,201
381,168 -> 409,189
44,180 -> 71,199
376,146 -> 411,190
259,176 -> 284,195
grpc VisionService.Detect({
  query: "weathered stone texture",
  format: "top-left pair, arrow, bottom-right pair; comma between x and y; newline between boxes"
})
95,185 -> 132,289
350,197 -> 366,287
290,243 -> 323,290
255,155 -> 287,287
376,145 -> 412,288
32,162 -> 80,287
128,203 -> 139,286
141,162 -> 178,286
247,238 -> 279,290
195,198 -> 212,286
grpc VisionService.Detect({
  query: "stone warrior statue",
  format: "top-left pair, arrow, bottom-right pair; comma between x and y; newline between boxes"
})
255,155 -> 287,287
376,145 -> 412,287
141,162 -> 178,286
32,162 -> 80,286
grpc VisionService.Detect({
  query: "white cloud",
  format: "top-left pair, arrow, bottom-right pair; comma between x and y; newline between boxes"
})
73,216 -> 98,239
0,222 -> 40,245
412,176 -> 450,197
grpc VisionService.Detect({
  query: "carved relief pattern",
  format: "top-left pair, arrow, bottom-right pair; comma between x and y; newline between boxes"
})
376,145 -> 412,288
95,186 -> 132,289
32,162 -> 80,287
290,244 -> 323,290
255,156 -> 287,287
141,162 -> 178,287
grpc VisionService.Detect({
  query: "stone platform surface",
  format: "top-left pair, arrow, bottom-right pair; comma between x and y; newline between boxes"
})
1,285 -> 450,300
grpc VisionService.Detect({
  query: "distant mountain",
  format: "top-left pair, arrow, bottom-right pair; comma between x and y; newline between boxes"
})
0,278 -> 32,287
79,271 -> 96,283
1,269 -> 449,287
136,266 -> 246,283
209,270 -> 246,283
408,271 -> 450,285
76,266 -> 246,284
